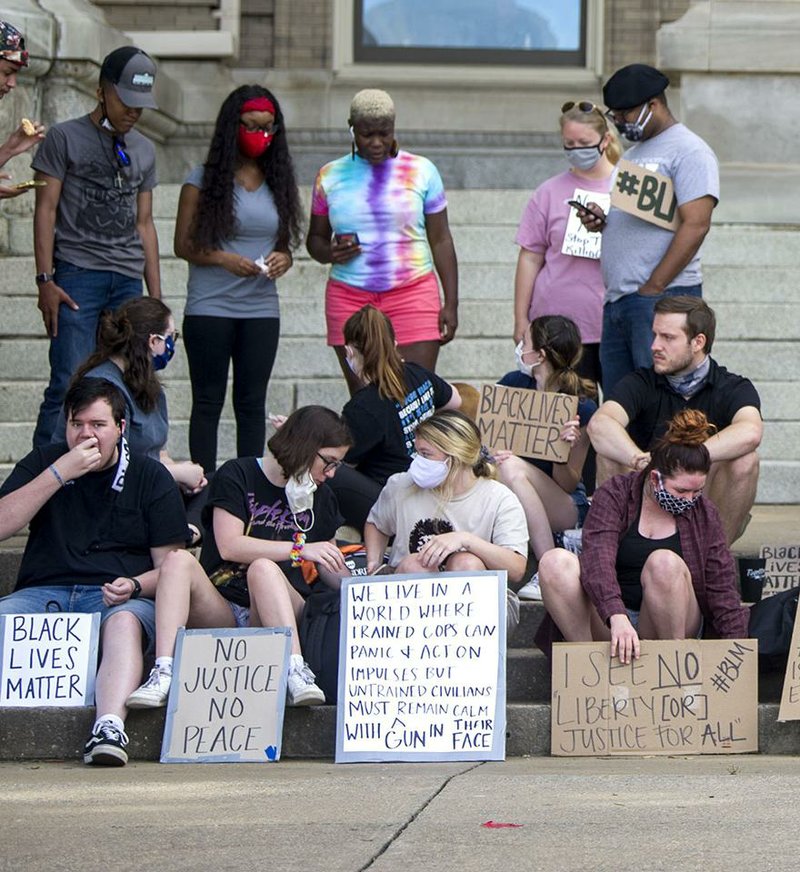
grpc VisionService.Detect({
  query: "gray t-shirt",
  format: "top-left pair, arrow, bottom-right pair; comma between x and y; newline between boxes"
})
183,165 -> 281,319
601,123 -> 719,302
32,115 -> 157,278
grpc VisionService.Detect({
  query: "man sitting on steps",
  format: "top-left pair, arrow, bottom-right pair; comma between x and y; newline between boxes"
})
0,378 -> 187,766
588,296 -> 762,545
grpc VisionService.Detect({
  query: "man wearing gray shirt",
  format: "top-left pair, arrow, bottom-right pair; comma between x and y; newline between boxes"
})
583,64 -> 719,395
31,46 -> 162,446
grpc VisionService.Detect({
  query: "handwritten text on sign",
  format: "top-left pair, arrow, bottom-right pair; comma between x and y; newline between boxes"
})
477,384 -> 578,464
610,158 -> 680,232
0,612 -> 99,707
161,627 -> 291,763
561,188 -> 610,260
760,544 -> 800,598
336,572 -> 506,763
551,639 -> 758,756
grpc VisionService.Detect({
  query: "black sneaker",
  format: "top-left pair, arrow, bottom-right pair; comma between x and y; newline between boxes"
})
83,721 -> 129,766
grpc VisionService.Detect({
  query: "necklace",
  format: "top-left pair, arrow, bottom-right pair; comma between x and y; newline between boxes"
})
93,124 -> 126,190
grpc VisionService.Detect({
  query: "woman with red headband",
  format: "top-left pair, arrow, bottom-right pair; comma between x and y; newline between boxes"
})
174,85 -> 302,472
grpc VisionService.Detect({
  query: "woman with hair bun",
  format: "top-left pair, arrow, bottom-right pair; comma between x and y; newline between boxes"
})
307,88 -> 458,393
537,408 -> 750,664
513,101 -> 621,384
365,410 -> 528,583
330,304 -> 461,530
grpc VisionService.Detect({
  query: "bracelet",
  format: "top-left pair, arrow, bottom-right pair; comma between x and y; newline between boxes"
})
290,531 -> 306,567
126,577 -> 142,599
49,464 -> 65,487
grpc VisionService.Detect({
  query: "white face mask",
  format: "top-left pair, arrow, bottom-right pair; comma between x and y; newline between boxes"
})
344,346 -> 361,377
284,469 -> 318,515
409,454 -> 449,489
514,340 -> 541,378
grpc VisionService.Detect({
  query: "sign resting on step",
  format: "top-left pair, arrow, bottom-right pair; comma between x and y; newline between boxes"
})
0,612 -> 99,707
551,639 -> 758,756
336,571 -> 507,763
161,627 -> 291,763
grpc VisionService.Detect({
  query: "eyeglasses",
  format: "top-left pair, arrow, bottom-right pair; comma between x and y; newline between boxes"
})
240,122 -> 280,136
317,452 -> 343,473
112,136 -> 131,168
561,101 -> 600,114
154,331 -> 180,343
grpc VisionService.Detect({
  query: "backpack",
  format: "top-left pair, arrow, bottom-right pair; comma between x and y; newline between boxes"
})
299,586 -> 341,704
747,586 -> 800,672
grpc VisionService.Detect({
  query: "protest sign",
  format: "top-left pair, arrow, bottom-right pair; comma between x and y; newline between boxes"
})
0,612 -> 99,707
759,545 -> 800,598
777,591 -> 800,721
476,384 -> 578,464
161,627 -> 291,763
610,158 -> 680,231
561,188 -> 610,260
336,571 -> 506,763
551,639 -> 758,756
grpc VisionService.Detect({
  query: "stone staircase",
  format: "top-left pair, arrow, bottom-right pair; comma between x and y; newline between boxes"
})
1,185 -> 799,501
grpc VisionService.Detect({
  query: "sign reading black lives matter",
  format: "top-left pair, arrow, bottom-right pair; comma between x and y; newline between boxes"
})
336,571 -> 507,763
0,612 -> 99,707
551,640 -> 758,756
610,158 -> 680,232
477,384 -> 578,464
161,627 -> 291,763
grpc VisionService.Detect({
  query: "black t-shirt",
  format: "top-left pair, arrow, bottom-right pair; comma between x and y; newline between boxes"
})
342,362 -> 452,485
199,457 -> 343,599
609,358 -> 761,450
615,516 -> 683,610
0,443 -> 188,589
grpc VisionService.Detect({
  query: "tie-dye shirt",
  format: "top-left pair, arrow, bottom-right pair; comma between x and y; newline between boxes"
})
311,150 -> 447,292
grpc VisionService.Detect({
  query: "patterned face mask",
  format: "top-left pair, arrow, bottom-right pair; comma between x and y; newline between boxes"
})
652,470 -> 701,516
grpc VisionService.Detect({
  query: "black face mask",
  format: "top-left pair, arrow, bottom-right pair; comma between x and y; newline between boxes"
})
614,104 -> 652,142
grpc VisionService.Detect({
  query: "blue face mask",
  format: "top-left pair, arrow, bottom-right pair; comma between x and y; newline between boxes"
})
152,334 -> 175,371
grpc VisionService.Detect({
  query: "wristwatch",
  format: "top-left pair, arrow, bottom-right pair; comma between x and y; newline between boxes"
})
127,577 -> 142,599
35,272 -> 55,284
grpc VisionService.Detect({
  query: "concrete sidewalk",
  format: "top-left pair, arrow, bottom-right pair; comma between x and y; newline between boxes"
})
2,756 -> 800,871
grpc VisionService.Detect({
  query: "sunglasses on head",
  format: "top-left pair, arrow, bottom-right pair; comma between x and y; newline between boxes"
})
561,101 -> 600,115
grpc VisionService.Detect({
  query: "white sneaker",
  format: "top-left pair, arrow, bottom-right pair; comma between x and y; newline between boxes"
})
517,572 -> 542,601
287,660 -> 325,706
561,528 -> 583,556
126,667 -> 172,709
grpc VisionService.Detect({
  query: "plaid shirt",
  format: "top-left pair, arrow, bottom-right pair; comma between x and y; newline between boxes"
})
580,471 -> 749,638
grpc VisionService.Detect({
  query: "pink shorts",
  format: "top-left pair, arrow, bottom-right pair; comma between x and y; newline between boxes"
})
325,272 -> 442,346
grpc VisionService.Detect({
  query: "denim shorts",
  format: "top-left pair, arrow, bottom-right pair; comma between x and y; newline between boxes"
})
570,483 -> 591,528
0,585 -> 156,652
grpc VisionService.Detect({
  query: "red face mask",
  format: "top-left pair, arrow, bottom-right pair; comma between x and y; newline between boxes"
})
238,126 -> 273,159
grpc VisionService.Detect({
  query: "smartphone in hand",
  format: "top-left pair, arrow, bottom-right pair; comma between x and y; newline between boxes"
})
567,199 -> 605,225
334,232 -> 360,246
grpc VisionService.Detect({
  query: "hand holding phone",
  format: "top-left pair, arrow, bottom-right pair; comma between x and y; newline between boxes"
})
567,199 -> 606,229
334,232 -> 360,246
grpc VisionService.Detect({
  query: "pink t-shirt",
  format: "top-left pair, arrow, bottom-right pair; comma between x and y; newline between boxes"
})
514,170 -> 612,344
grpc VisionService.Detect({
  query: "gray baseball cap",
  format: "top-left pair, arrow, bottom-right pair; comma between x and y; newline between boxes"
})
100,46 -> 158,109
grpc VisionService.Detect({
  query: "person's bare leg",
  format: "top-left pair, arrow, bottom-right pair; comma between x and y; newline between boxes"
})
333,344 -> 364,396
246,558 -> 306,656
538,549 -> 608,642
398,339 -> 440,372
637,549 -> 702,639
704,452 -> 759,545
395,552 -> 433,575
595,453 -> 630,487
95,611 -> 145,721
444,551 -> 486,572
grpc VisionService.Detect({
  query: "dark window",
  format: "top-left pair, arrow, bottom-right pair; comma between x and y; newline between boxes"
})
355,0 -> 586,66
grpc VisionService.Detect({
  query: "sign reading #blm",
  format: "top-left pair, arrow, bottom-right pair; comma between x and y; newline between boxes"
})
336,572 -> 506,763
0,612 -> 99,707
551,639 -> 758,756
477,384 -> 578,464
610,158 -> 680,232
161,627 -> 291,763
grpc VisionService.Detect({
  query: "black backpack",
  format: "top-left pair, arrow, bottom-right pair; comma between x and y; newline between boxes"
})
747,586 -> 800,672
299,587 -> 341,704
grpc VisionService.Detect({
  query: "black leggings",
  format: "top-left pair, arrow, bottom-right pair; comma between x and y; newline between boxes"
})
183,315 -> 280,472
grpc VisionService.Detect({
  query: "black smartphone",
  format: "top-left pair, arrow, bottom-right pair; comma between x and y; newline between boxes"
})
567,199 -> 605,224
334,232 -> 360,246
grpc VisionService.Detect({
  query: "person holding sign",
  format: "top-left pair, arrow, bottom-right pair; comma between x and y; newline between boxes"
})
126,406 -> 352,710
538,409 -> 749,665
365,410 -> 528,585
0,378 -> 188,765
513,101 -> 620,384
580,65 -> 719,395
329,304 -> 462,530
493,316 -> 597,598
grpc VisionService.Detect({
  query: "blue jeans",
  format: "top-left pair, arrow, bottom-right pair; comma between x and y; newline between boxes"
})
33,260 -> 142,447
600,284 -> 702,396
0,585 -> 156,651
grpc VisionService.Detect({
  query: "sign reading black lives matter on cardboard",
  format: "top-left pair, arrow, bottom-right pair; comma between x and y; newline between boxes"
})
336,571 -> 506,763
759,544 -> 800,598
0,612 -> 99,707
477,384 -> 578,464
161,627 -> 291,763
551,639 -> 758,756
610,158 -> 680,232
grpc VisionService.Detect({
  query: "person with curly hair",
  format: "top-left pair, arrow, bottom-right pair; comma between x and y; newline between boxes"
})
174,85 -> 302,472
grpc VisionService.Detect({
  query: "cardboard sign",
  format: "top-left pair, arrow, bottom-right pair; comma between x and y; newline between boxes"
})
476,384 -> 578,464
336,571 -> 506,763
161,627 -> 291,763
551,639 -> 758,756
610,158 -> 680,231
561,188 -> 610,260
0,612 -> 99,707
760,545 -> 800,598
